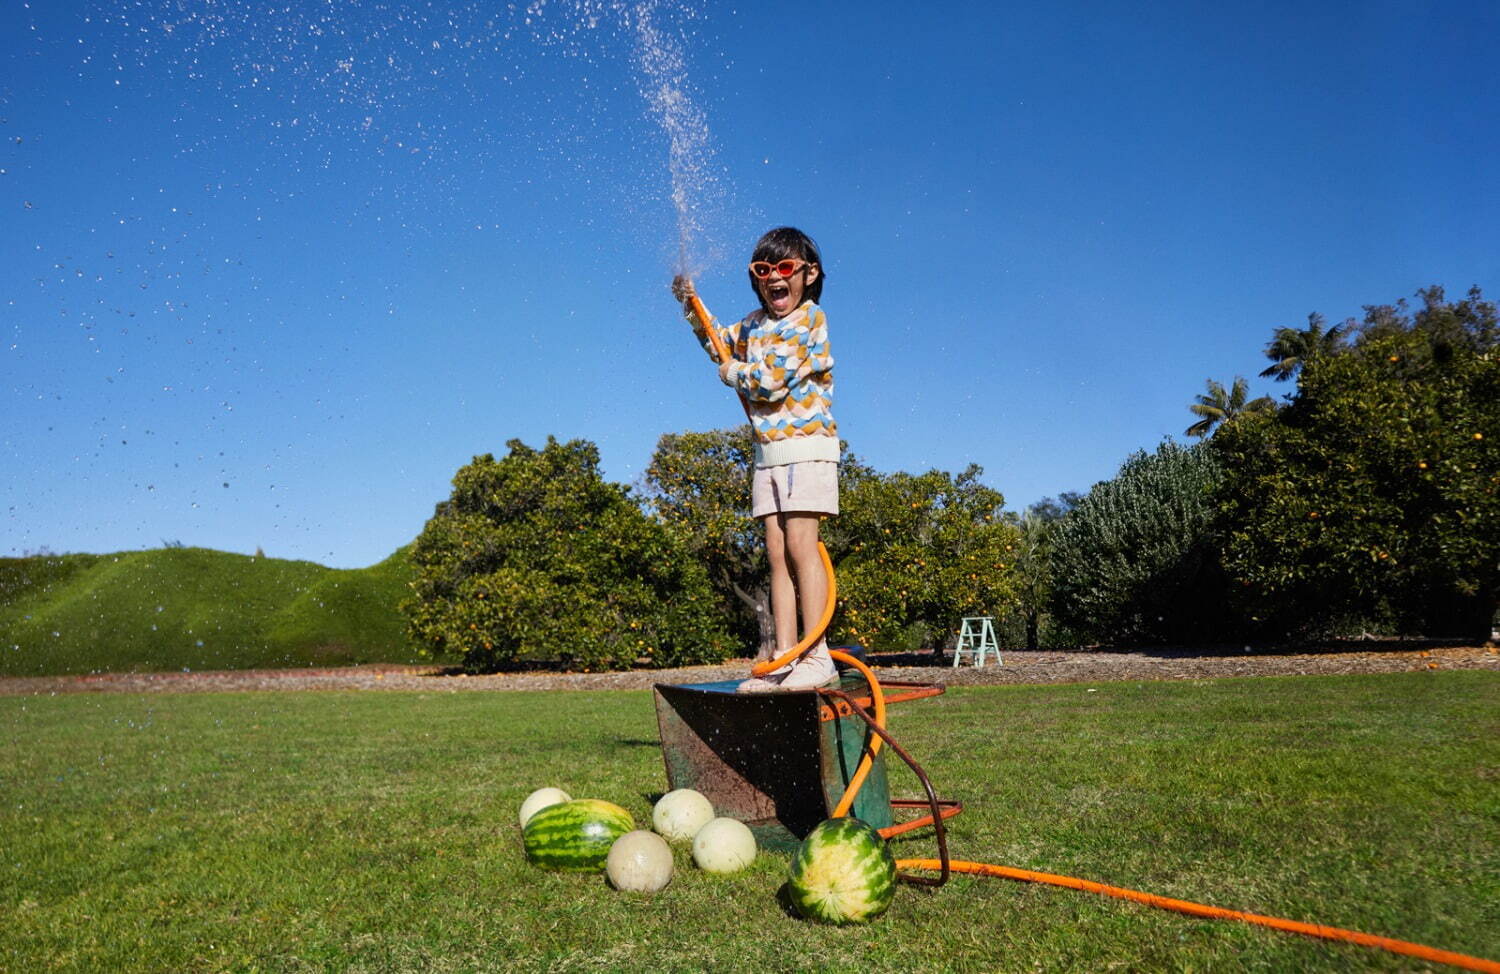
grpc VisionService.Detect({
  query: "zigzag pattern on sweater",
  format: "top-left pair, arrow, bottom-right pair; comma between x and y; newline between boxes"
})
689,300 -> 837,449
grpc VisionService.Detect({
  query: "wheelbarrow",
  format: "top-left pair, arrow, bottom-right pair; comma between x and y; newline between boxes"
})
653,665 -> 961,878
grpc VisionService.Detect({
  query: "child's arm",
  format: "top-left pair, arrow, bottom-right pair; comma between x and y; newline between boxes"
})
673,276 -> 741,365
724,305 -> 832,403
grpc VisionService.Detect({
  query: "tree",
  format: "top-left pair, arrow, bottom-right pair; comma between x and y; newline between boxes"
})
825,464 -> 1022,653
642,427 -> 771,656
1215,286 -> 1499,641
1026,493 -> 1083,524
403,437 -> 732,672
1049,441 -> 1231,644
1008,494 -> 1081,650
1259,312 -> 1350,383
1185,376 -> 1276,438
648,431 -> 1025,655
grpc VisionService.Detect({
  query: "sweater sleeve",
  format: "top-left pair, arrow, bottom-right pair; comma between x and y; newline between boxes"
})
729,305 -> 833,403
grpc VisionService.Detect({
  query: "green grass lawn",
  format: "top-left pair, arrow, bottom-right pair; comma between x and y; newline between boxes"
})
2,671 -> 1496,972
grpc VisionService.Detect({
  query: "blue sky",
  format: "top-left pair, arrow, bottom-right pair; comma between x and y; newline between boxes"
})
4,0 -> 1496,568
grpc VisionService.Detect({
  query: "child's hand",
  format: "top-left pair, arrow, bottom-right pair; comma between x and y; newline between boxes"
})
671,275 -> 696,306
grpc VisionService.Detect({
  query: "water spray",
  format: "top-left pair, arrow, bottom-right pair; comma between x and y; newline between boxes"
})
630,0 -> 719,275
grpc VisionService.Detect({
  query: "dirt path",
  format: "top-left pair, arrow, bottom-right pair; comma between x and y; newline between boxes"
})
2,645 -> 1495,696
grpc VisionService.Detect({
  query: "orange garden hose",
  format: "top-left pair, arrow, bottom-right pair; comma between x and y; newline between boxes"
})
687,285 -> 1499,972
896,860 -> 1500,972
829,572 -> 1496,972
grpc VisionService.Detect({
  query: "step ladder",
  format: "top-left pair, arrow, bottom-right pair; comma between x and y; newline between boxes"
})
952,616 -> 1002,667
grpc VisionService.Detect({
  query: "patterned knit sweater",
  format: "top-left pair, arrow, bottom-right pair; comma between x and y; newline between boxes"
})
688,299 -> 839,468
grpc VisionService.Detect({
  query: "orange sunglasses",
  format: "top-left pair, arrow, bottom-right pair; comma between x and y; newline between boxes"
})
748,258 -> 812,279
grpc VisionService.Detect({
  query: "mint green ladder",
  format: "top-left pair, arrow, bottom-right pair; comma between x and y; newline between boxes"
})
953,616 -> 1002,667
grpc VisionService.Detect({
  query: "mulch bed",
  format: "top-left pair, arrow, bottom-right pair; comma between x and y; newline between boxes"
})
3,645 -> 1496,696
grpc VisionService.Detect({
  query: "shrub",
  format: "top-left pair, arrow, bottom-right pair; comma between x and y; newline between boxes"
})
1048,440 -> 1230,644
404,438 -> 733,672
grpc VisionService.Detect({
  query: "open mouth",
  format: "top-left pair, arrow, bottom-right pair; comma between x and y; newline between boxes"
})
766,281 -> 791,310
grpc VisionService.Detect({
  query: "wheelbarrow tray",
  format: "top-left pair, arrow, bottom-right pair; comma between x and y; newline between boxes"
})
652,673 -> 943,850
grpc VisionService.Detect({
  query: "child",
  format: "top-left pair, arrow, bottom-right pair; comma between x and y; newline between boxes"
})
672,227 -> 839,692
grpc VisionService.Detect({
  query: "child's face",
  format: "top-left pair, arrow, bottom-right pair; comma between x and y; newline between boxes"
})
755,257 -> 819,318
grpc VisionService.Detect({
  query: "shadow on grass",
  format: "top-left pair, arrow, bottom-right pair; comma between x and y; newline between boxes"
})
773,881 -> 805,920
421,658 -> 743,676
1097,635 -> 1489,658
870,636 -> 1488,667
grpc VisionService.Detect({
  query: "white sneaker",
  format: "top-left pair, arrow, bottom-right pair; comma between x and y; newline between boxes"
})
736,660 -> 794,694
775,646 -> 839,691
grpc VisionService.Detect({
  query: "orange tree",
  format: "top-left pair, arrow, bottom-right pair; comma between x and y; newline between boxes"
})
1213,287 -> 1498,640
645,430 -> 1022,655
824,464 -> 1022,653
642,427 -> 769,655
403,437 -> 732,672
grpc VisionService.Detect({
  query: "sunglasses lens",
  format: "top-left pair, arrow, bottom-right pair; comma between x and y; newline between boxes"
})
749,259 -> 806,278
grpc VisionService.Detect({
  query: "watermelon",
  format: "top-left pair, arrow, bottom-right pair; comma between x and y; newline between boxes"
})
522,799 -> 635,872
787,818 -> 897,924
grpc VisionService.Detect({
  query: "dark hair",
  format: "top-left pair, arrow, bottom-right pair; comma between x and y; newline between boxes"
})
748,226 -> 824,311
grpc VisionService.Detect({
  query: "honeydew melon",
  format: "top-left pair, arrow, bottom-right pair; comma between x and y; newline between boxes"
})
691,817 -> 757,873
605,830 -> 674,892
787,817 -> 896,924
522,799 -> 634,872
651,788 -> 715,843
518,787 -> 571,827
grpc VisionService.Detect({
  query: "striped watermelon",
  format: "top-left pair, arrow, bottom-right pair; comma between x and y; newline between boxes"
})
522,799 -> 635,872
787,818 -> 897,924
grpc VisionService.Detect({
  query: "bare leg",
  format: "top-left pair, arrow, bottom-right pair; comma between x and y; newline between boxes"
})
782,514 -> 827,648
771,514 -> 836,690
763,513 -> 798,654
740,512 -> 833,693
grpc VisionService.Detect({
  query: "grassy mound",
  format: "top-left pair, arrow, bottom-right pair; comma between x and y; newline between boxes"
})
0,546 -> 420,676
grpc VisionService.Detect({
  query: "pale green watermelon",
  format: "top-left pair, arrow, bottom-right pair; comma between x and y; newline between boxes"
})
522,799 -> 635,872
787,817 -> 897,924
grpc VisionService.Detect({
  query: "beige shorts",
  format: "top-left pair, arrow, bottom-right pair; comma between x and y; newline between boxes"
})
751,461 -> 839,518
